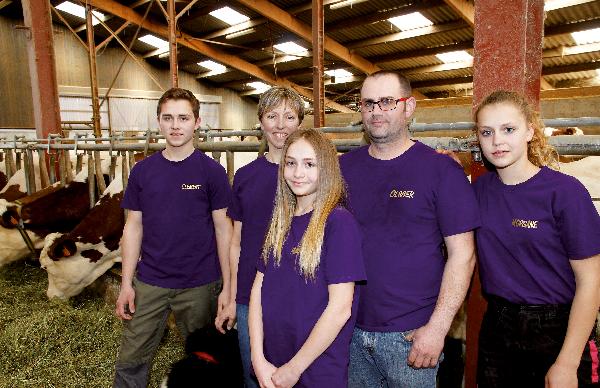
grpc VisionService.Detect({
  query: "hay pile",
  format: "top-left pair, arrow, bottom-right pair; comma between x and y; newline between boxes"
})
0,261 -> 184,388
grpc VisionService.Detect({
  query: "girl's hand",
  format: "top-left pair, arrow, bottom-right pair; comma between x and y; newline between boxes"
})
253,358 -> 277,388
271,362 -> 301,388
545,362 -> 577,388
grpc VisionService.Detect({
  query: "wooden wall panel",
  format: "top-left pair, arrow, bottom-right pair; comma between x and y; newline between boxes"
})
0,15 -> 257,130
0,15 -> 34,128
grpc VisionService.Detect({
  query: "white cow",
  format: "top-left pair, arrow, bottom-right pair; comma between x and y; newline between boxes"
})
559,156 -> 600,215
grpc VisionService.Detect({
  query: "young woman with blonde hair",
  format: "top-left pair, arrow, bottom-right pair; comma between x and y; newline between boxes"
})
248,129 -> 366,388
473,90 -> 600,387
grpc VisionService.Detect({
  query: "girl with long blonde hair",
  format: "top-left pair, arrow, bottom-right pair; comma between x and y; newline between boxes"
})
218,86 -> 304,388
473,90 -> 600,387
248,129 -> 366,388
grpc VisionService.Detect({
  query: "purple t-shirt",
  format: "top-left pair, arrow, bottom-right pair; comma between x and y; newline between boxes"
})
474,167 -> 600,304
227,156 -> 278,305
122,150 -> 232,289
258,208 -> 366,387
340,142 -> 480,332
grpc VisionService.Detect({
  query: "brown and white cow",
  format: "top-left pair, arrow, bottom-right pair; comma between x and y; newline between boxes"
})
0,159 -> 42,203
0,156 -> 114,268
40,176 -> 124,299
0,169 -> 95,268
544,127 -> 584,137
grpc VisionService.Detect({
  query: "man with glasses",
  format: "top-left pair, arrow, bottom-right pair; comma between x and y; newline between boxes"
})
340,71 -> 480,387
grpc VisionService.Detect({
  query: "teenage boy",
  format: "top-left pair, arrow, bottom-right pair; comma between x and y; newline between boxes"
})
113,88 -> 233,388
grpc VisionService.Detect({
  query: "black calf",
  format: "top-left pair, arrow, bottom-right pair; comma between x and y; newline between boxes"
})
167,327 -> 243,388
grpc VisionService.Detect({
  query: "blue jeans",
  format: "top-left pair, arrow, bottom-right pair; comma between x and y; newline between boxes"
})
349,327 -> 440,388
237,303 -> 259,388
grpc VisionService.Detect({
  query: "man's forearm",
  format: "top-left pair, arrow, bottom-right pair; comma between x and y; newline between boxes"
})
428,252 -> 474,333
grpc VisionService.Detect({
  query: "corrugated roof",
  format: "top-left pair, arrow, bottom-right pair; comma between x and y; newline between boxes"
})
3,0 -> 599,108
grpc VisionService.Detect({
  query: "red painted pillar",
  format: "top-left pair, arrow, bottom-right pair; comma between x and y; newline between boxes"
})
466,1 -> 545,387
21,0 -> 62,139
472,0 -> 545,109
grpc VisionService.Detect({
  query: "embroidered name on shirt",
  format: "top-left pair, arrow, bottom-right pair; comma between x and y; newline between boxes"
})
181,184 -> 202,190
389,189 -> 414,199
512,218 -> 539,229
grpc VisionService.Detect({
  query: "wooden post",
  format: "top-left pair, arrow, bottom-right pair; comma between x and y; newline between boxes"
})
167,0 -> 178,87
312,0 -> 325,127
226,150 -> 234,185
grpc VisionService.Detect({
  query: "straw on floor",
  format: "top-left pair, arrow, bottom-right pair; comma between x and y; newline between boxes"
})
0,261 -> 184,388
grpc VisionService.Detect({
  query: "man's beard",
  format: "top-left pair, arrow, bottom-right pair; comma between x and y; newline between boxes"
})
364,124 -> 404,144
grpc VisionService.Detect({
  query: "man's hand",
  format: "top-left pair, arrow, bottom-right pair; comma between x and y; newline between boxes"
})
115,284 -> 136,320
406,323 -> 445,369
215,301 -> 236,334
253,357 -> 277,388
545,361 -> 578,388
271,362 -> 302,388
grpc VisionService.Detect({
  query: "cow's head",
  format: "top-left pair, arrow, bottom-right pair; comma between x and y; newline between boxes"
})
40,232 -> 122,299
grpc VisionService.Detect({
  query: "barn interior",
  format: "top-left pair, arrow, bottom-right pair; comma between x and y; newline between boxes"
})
0,0 -> 599,387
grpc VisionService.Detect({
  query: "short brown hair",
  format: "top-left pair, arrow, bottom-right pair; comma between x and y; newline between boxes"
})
157,88 -> 200,119
257,86 -> 305,123
362,70 -> 412,96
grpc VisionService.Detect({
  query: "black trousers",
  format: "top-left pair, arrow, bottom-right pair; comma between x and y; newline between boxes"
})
477,294 -> 599,388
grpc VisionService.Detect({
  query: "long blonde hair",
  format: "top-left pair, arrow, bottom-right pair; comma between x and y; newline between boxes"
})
474,90 -> 558,168
261,129 -> 345,280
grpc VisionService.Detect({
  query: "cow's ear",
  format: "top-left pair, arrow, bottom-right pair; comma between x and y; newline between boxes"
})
50,239 -> 77,260
0,208 -> 20,229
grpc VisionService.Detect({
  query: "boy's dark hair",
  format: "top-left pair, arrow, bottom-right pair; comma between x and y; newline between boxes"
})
157,88 -> 200,119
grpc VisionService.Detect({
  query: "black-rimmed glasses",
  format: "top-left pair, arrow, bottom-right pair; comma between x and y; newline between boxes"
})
358,97 -> 410,112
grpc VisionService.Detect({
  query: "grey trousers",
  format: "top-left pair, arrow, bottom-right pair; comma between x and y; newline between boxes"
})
113,277 -> 220,388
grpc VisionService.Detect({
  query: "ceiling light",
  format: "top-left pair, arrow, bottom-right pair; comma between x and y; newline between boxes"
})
273,42 -> 308,56
388,12 -> 433,31
56,1 -> 105,25
544,0 -> 579,11
571,28 -> 600,45
198,60 -> 227,73
325,69 -> 354,84
436,50 -> 473,63
139,34 -> 169,50
225,28 -> 256,39
246,82 -> 270,94
329,0 -> 368,10
209,6 -> 249,26
325,69 -> 353,78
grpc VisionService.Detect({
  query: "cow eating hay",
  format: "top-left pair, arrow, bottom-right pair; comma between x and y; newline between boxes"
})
40,176 -> 125,299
